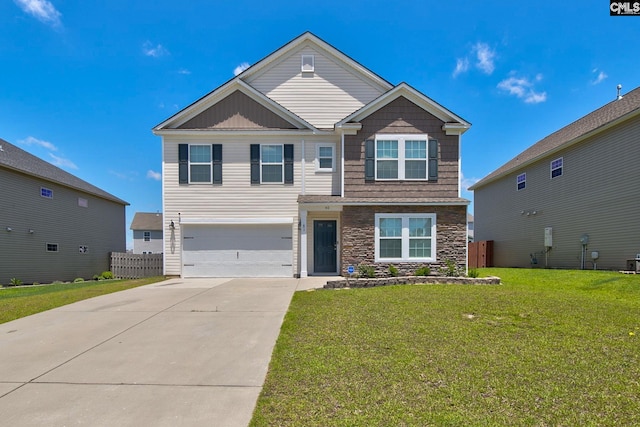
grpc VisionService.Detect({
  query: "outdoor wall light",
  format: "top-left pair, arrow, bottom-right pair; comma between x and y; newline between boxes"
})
170,220 -> 175,229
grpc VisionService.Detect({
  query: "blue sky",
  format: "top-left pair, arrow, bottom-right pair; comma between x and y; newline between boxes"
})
2,0 -> 639,249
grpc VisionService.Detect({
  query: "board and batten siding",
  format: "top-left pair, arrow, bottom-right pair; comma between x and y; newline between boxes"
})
344,96 -> 460,198
162,135 -> 340,276
474,114 -> 640,270
245,46 -> 385,129
0,168 -> 126,284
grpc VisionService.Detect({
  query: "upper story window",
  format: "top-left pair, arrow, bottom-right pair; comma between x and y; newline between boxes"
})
41,187 -> 53,198
78,197 -> 88,208
189,145 -> 212,183
316,144 -> 335,172
46,243 -> 59,252
374,135 -> 430,180
178,144 -> 222,185
301,54 -> 314,73
143,231 -> 151,242
551,157 -> 563,178
375,213 -> 436,262
250,144 -> 294,184
517,173 -> 526,190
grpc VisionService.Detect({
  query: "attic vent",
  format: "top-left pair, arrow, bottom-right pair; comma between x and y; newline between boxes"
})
301,55 -> 314,73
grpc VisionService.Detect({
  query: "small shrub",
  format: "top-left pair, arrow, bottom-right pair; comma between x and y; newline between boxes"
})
52,280 -> 64,284
10,278 -> 23,286
439,259 -> 462,277
93,274 -> 101,280
73,277 -> 85,283
414,266 -> 431,276
467,268 -> 480,278
388,265 -> 399,277
100,271 -> 114,280
358,264 -> 376,278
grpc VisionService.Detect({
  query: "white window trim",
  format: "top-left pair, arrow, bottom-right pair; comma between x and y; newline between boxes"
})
550,157 -> 563,179
374,134 -> 428,181
315,143 -> 335,172
188,144 -> 212,184
301,54 -> 314,72
517,173 -> 526,191
143,231 -> 151,242
41,187 -> 53,199
374,213 -> 436,262
261,144 -> 284,184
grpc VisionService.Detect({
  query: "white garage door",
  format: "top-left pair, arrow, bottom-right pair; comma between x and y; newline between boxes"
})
182,223 -> 293,277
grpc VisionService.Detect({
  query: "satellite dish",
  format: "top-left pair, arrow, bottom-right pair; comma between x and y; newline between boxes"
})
580,234 -> 589,245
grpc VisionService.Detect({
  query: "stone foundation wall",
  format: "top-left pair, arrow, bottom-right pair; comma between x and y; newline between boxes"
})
340,205 -> 467,276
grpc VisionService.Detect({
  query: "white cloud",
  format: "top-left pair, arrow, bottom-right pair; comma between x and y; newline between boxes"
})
497,74 -> 547,104
178,69 -> 191,75
461,172 -> 480,192
142,41 -> 169,58
14,0 -> 62,27
452,58 -> 469,78
233,62 -> 250,76
147,170 -> 162,181
48,153 -> 77,169
18,136 -> 58,151
474,42 -> 495,75
591,69 -> 608,85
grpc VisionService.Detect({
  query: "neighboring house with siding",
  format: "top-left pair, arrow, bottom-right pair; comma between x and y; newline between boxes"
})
0,138 -> 128,284
130,212 -> 163,254
470,86 -> 640,270
153,32 -> 471,278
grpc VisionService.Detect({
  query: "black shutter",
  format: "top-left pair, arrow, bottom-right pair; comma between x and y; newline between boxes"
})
178,144 -> 188,184
212,144 -> 222,184
250,144 -> 260,184
428,139 -> 438,181
284,144 -> 294,184
364,139 -> 375,181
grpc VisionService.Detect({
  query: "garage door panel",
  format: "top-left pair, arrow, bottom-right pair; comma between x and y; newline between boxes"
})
182,224 -> 293,277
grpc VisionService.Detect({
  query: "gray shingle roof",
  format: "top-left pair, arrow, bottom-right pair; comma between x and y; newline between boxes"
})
470,86 -> 640,190
0,137 -> 128,205
130,212 -> 163,230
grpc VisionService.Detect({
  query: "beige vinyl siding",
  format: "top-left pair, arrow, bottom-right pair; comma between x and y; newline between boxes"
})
163,136 -> 309,276
474,115 -> 640,270
0,168 -> 126,284
245,46 -> 385,129
302,139 -> 341,196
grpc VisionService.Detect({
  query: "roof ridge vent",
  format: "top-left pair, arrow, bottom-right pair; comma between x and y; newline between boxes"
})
616,84 -> 623,100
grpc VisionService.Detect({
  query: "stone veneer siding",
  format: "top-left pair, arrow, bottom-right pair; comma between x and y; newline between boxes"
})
340,204 -> 467,277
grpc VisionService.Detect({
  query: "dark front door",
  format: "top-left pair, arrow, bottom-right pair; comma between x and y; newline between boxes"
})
314,220 -> 337,273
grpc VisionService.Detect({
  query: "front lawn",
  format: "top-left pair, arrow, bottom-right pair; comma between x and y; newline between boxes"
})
0,277 -> 166,324
251,269 -> 640,426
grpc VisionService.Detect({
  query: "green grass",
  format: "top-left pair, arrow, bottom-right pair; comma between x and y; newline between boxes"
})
0,277 -> 167,324
251,269 -> 640,426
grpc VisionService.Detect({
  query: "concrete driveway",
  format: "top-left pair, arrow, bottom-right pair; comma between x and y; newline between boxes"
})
0,276 -> 327,426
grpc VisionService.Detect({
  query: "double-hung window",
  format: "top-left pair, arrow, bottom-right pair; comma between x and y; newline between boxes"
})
551,157 -> 563,178
375,135 -> 428,180
250,144 -> 294,184
375,213 -> 436,262
261,145 -> 284,183
178,144 -> 222,184
517,173 -> 526,190
316,144 -> 335,172
189,145 -> 212,183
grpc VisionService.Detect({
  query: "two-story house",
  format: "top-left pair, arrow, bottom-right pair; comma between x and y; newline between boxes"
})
130,212 -> 163,254
153,32 -> 471,278
471,86 -> 640,270
0,137 -> 128,284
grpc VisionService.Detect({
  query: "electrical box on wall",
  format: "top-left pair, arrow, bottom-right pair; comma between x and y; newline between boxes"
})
544,227 -> 553,248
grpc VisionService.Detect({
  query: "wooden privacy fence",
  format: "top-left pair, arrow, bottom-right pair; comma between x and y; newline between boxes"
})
110,252 -> 163,279
468,240 -> 494,269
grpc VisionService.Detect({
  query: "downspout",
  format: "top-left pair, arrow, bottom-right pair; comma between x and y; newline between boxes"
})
301,139 -> 306,195
341,132 -> 345,197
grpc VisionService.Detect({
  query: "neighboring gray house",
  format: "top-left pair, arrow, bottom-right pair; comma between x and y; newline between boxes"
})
130,212 -> 163,254
153,32 -> 471,278
467,213 -> 474,242
0,138 -> 128,284
470,86 -> 640,270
